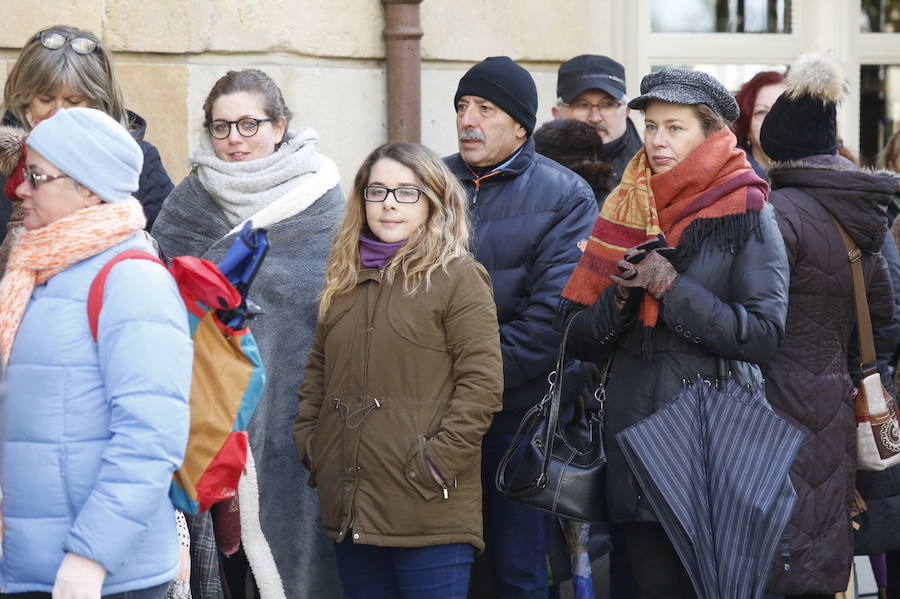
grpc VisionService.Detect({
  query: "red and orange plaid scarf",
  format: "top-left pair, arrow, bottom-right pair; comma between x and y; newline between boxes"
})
562,128 -> 767,337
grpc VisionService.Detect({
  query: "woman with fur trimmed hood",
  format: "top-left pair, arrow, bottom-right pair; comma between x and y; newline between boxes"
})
760,53 -> 900,597
0,25 -> 173,273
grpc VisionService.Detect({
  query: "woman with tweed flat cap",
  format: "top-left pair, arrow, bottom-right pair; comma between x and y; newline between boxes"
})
561,68 -> 790,598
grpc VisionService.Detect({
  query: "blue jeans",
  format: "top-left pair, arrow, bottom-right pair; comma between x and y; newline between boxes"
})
472,433 -> 550,598
334,538 -> 475,599
1,581 -> 169,599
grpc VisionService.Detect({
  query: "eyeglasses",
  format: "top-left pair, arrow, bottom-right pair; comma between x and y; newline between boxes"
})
363,185 -> 423,203
36,30 -> 101,55
22,167 -> 70,188
564,99 -> 623,116
208,118 -> 276,139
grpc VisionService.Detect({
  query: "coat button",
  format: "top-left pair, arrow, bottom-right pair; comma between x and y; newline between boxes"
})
353,533 -> 360,540
684,330 -> 692,337
409,471 -> 416,478
675,325 -> 683,332
692,337 -> 701,344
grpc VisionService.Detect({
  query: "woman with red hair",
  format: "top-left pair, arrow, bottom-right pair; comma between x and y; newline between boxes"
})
734,70 -> 786,179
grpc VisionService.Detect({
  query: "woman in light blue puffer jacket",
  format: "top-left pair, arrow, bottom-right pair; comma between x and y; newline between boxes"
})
0,107 -> 192,599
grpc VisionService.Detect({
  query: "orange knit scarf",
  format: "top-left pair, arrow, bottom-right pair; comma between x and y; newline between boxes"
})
561,128 -> 766,337
0,198 -> 146,365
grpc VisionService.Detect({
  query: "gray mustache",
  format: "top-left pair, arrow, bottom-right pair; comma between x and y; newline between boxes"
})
459,128 -> 485,143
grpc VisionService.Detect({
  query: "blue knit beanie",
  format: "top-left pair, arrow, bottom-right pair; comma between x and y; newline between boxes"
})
26,107 -> 143,203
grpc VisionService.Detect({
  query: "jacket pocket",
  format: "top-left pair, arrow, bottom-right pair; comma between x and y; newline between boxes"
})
304,434 -> 318,488
404,436 -> 444,501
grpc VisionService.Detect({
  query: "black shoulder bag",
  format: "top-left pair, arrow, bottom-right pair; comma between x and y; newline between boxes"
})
495,314 -> 607,523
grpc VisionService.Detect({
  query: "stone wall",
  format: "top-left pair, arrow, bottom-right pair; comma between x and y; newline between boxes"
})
0,0 -> 615,189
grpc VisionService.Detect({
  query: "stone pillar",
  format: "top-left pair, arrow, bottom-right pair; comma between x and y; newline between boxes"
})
382,0 -> 423,143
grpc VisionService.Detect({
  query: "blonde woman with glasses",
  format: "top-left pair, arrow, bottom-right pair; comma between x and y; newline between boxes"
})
294,141 -> 503,599
0,25 -> 174,272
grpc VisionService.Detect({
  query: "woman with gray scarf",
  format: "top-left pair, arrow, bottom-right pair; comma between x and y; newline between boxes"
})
151,69 -> 343,599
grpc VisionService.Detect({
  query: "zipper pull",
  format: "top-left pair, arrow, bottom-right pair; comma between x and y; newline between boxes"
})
440,482 -> 449,500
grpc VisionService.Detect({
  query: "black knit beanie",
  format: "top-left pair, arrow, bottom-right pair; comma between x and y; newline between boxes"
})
454,56 -> 538,135
760,53 -> 846,162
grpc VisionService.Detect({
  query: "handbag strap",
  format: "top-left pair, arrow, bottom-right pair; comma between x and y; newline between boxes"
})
829,215 -> 877,376
495,311 -> 579,496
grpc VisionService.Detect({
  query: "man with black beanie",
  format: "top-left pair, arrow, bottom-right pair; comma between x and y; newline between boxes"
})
444,56 -> 598,598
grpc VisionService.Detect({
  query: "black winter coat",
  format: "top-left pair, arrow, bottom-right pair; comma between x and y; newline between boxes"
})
446,138 -> 598,433
126,111 -> 173,229
763,155 -> 900,595
566,203 -> 790,524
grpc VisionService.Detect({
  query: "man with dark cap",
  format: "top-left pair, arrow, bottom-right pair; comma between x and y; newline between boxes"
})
549,54 -> 642,205
445,56 -> 597,598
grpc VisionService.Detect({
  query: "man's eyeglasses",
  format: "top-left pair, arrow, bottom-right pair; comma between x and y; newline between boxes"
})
22,167 -> 71,188
564,99 -> 624,116
208,118 -> 276,139
363,186 -> 423,204
36,30 -> 101,55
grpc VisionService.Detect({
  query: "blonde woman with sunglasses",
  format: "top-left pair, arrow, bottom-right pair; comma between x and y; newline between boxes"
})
0,25 -> 174,272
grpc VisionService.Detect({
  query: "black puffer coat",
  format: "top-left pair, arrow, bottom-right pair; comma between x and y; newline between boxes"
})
566,201 -> 790,523
445,138 -> 598,433
763,155 -> 900,595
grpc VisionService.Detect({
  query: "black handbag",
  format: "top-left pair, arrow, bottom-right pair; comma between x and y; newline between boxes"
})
495,315 -> 607,523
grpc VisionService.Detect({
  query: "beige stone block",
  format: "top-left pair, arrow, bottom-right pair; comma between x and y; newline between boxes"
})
117,62 -> 190,182
103,0 -> 212,53
422,64 -> 558,159
0,0 -> 104,48
421,0 -> 598,62
186,63 -> 387,188
204,0 -> 384,57
106,0 -> 383,56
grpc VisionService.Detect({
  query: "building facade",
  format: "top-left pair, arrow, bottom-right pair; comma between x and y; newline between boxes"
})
0,0 -> 897,184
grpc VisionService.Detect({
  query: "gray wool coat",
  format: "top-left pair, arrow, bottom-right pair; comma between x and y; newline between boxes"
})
152,171 -> 344,599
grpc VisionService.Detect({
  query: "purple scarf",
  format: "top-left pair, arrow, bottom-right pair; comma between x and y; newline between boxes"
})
359,233 -> 405,269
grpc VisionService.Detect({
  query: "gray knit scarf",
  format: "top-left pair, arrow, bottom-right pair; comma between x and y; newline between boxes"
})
190,127 -> 325,226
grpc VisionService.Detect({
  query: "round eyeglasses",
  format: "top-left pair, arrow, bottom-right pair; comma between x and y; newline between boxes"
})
36,31 -> 100,55
363,186 -> 423,203
208,117 -> 276,139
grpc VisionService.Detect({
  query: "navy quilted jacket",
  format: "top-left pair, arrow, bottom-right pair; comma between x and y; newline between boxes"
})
127,111 -> 173,229
446,138 -> 598,432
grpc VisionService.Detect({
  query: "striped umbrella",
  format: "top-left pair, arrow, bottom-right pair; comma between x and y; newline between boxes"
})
617,377 -> 803,599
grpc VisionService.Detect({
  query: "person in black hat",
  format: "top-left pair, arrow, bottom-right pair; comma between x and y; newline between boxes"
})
759,52 -> 900,599
445,56 -> 598,598
549,55 -> 642,205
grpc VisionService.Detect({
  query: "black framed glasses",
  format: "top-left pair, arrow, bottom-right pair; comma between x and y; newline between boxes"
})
363,186 -> 423,203
36,30 -> 100,55
208,117 -> 275,139
22,167 -> 70,188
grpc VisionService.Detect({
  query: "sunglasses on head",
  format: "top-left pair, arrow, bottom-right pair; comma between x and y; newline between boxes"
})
35,30 -> 101,55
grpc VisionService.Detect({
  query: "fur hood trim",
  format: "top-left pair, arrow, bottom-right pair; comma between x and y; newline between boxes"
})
785,52 -> 848,104
0,125 -> 27,176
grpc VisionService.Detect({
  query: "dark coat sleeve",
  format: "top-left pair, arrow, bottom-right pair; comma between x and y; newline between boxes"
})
136,140 -> 174,230
660,203 -> 789,363
499,178 -> 597,388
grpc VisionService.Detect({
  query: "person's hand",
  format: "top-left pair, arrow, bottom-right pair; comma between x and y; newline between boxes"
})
610,249 -> 678,299
52,553 -> 106,599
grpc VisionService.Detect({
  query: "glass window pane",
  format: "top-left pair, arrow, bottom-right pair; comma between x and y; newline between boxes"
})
651,0 -> 791,33
861,0 -> 900,32
860,64 -> 900,165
